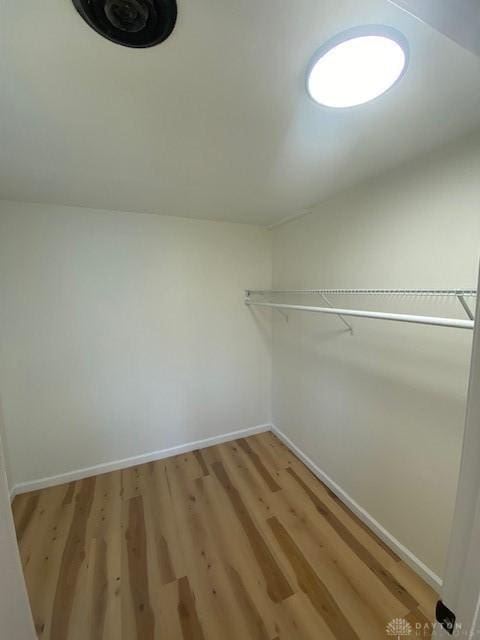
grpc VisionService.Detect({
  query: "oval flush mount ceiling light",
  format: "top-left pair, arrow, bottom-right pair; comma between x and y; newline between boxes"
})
72,0 -> 177,48
306,26 -> 409,108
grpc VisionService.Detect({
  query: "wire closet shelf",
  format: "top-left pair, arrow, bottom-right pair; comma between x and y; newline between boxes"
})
244,289 -> 477,332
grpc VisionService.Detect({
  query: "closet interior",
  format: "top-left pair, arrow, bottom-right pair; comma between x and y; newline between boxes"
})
1,1 -> 480,639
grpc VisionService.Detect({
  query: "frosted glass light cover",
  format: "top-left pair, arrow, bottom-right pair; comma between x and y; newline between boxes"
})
307,29 -> 408,108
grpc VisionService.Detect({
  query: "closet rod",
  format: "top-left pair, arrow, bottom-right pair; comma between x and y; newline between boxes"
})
246,288 -> 477,297
245,300 -> 475,330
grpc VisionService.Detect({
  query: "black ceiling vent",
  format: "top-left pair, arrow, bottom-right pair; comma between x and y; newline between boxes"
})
72,0 -> 177,48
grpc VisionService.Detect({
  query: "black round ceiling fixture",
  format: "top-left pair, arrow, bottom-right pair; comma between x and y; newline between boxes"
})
72,0 -> 177,48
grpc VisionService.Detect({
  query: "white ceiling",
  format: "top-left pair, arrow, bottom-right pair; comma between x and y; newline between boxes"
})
2,0 -> 480,225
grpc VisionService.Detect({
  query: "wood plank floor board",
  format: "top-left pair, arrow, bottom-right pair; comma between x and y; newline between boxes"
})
50,476 -> 97,640
194,472 -> 295,640
23,497 -> 76,638
193,449 -> 210,478
383,556 -> 438,617
255,472 -> 393,638
196,443 -> 223,468
141,461 -> 186,586
214,442 -> 281,520
214,439 -> 429,630
213,443 -> 302,590
121,466 -> 144,501
165,451 -> 212,483
245,435 -> 286,475
270,591 -> 338,640
123,496 -> 156,640
276,465 -> 413,623
279,452 -> 403,565
17,484 -> 70,566
235,438 -> 282,493
406,607 -> 433,640
286,467 -> 417,609
193,470 -> 331,640
211,459 -> 294,604
254,432 -> 298,469
268,513 -> 389,640
275,462 -> 438,615
89,472 -> 123,640
166,464 -> 250,640
13,433 -> 438,640
268,516 -> 362,640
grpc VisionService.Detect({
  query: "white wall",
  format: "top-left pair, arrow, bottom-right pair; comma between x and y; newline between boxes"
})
0,427 -> 36,639
271,132 -> 480,580
0,202 -> 272,488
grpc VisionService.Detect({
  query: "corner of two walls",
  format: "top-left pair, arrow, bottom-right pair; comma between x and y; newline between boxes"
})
270,131 -> 480,582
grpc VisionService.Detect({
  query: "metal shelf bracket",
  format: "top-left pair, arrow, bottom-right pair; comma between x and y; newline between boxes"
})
319,294 -> 353,334
457,294 -> 475,321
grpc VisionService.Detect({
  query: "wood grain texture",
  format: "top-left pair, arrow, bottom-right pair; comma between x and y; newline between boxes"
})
13,433 -> 438,639
236,438 -> 282,492
212,460 -> 293,603
51,477 -> 96,640
125,496 -> 155,640
286,467 -> 417,610
193,450 -> 210,478
268,516 -> 360,640
177,576 -> 206,640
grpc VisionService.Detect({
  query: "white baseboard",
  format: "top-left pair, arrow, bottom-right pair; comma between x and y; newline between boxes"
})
10,423 -> 271,499
9,420 -> 443,591
271,424 -> 442,591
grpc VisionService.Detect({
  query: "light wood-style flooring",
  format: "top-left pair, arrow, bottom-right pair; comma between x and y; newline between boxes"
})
13,432 -> 438,639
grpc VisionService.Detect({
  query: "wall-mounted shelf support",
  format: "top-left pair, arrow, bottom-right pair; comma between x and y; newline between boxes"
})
319,294 -> 354,334
457,295 -> 475,321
